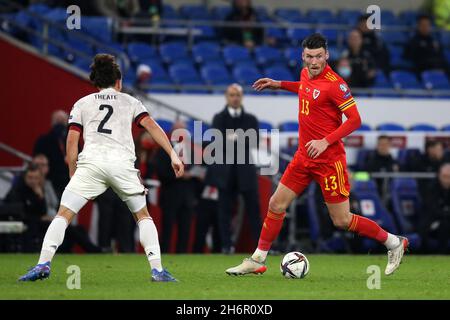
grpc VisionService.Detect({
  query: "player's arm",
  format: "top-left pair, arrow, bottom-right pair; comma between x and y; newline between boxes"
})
66,129 -> 80,178
324,105 -> 361,145
253,78 -> 300,93
139,116 -> 184,178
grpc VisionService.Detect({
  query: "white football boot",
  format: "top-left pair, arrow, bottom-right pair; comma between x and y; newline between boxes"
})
225,258 -> 267,276
385,236 -> 409,275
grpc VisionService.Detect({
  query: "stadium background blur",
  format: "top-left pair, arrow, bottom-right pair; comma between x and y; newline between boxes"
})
0,0 -> 449,256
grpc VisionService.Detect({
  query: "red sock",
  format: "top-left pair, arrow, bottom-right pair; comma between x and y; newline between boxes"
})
257,211 -> 286,251
348,214 -> 388,243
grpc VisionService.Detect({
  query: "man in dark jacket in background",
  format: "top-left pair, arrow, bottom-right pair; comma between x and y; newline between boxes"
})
209,84 -> 261,254
421,163 -> 450,253
33,110 -> 69,198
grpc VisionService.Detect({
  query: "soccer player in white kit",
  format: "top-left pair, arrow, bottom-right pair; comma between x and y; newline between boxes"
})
19,54 -> 184,282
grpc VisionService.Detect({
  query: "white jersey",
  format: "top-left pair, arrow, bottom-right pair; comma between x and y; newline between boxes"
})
68,87 -> 149,163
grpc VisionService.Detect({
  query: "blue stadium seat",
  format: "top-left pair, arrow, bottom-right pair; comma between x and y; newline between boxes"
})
376,123 -> 406,131
421,70 -> 450,90
264,66 -> 295,81
193,26 -> 217,41
254,6 -> 272,22
315,28 -> 339,45
140,59 -> 171,83
28,3 -> 52,14
82,17 -> 113,44
389,46 -> 413,70
223,45 -> 251,66
192,42 -> 221,64
232,65 -> 263,85
307,9 -> 334,24
390,71 -> 422,89
287,28 -> 313,46
352,180 -> 399,251
380,10 -> 399,26
274,8 -> 302,22
161,4 -> 179,19
284,47 -> 301,67
410,123 -> 438,131
155,119 -> 174,133
159,42 -> 189,64
397,148 -> 421,171
279,121 -> 299,132
440,31 -> 450,48
381,31 -> 408,46
169,63 -> 203,85
442,124 -> 450,131
354,149 -> 371,171
266,28 -> 288,45
127,42 -> 158,63
200,63 -> 233,85
254,45 -> 284,66
337,9 -> 362,26
356,123 -> 372,131
390,178 -> 422,235
179,5 -> 210,20
372,70 -> 393,88
211,6 -> 231,20
258,121 -> 273,131
399,10 -> 418,26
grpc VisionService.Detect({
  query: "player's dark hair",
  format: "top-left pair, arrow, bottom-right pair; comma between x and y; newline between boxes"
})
416,13 -> 431,23
89,54 -> 122,89
377,135 -> 391,142
302,33 -> 328,50
357,13 -> 371,23
425,140 -> 443,150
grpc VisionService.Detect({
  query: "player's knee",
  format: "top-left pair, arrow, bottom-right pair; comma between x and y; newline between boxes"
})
268,195 -> 288,213
331,215 -> 351,230
60,189 -> 88,214
125,194 -> 147,213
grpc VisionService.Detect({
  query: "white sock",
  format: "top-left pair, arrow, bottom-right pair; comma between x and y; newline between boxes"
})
38,216 -> 68,264
138,218 -> 163,272
251,248 -> 268,263
384,233 -> 400,250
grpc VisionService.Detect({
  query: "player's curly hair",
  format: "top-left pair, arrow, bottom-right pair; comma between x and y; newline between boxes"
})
302,33 -> 328,50
89,54 -> 122,88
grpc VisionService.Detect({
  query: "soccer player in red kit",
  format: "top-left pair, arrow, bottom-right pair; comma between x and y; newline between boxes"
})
226,33 -> 408,276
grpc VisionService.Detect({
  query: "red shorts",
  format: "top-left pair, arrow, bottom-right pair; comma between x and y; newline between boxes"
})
280,153 -> 351,203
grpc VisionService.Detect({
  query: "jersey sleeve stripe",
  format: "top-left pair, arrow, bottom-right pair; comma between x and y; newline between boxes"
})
340,101 -> 356,112
337,97 -> 355,109
68,123 -> 83,132
134,112 -> 149,128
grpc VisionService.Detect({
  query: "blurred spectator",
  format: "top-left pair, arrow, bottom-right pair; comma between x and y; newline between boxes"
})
433,0 -> 450,30
96,188 -> 136,253
356,14 -> 390,74
134,64 -> 152,92
155,121 -> 200,253
341,29 -> 376,88
364,136 -> 399,173
95,0 -> 140,18
223,0 -> 263,49
33,110 -> 69,198
209,84 -> 261,254
421,163 -> 450,253
5,164 -> 47,252
335,56 -> 352,83
410,140 -> 450,173
32,154 -> 58,217
135,130 -> 159,179
404,14 -> 448,75
136,0 -> 162,22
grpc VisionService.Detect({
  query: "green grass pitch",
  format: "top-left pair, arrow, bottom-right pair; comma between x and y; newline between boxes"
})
1,254 -> 449,299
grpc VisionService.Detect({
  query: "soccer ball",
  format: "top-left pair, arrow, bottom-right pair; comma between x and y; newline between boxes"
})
280,252 -> 310,279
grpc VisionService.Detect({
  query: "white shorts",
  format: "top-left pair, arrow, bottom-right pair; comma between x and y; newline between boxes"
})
65,160 -> 146,202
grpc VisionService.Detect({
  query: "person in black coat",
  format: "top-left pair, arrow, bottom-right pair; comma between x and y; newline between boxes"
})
33,110 -> 70,198
404,14 -> 448,75
420,163 -> 450,253
208,84 -> 262,253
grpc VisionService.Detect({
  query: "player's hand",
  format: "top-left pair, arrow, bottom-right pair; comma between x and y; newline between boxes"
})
305,139 -> 330,159
171,153 -> 184,178
252,78 -> 281,91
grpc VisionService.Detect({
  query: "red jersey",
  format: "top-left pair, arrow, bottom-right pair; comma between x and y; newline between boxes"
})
281,64 -> 357,163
